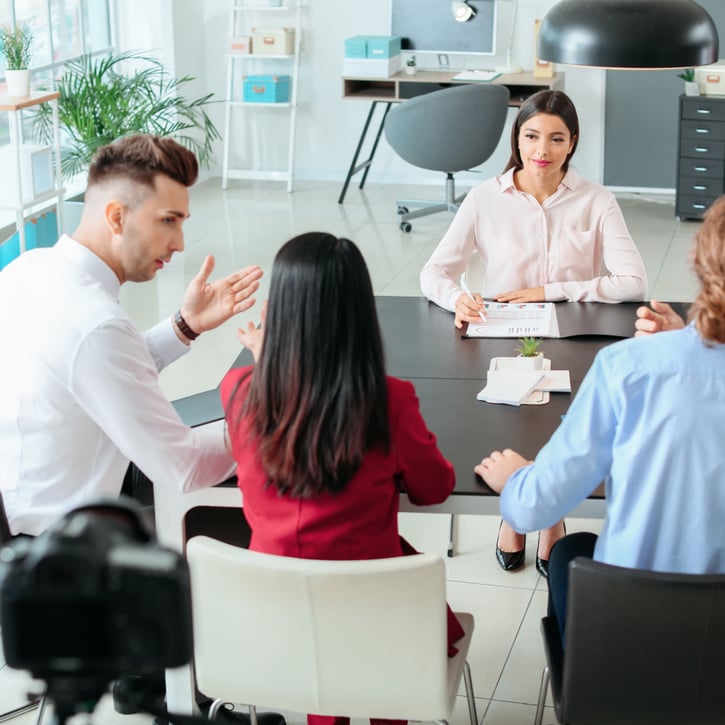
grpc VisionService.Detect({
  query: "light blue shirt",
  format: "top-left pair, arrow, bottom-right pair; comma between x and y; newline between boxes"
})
500,324 -> 725,574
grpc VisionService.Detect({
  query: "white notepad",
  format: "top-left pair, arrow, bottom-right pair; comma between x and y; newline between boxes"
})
477,370 -> 546,406
451,69 -> 501,82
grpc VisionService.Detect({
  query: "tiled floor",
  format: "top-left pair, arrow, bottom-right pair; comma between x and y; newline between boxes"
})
0,178 -> 699,724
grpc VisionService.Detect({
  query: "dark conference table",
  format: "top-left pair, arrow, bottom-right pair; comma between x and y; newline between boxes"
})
169,296 -> 660,518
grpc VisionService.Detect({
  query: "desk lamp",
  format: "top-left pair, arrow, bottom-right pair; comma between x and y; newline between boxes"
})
537,0 -> 718,69
451,1 -> 476,22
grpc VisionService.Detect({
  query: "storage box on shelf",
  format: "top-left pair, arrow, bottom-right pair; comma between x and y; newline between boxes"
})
222,0 -> 302,192
242,74 -> 290,103
676,94 -> 725,220
342,34 -> 402,79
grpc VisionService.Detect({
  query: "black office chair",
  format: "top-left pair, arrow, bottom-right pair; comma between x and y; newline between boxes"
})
383,83 -> 510,231
535,557 -> 725,725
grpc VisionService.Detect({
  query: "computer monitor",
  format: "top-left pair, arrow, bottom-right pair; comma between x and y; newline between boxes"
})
391,0 -> 497,61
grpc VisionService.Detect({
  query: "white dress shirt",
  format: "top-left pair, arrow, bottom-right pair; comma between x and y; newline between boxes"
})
420,167 -> 648,310
0,236 -> 235,535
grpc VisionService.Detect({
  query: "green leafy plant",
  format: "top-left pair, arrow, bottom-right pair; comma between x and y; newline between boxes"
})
677,68 -> 696,82
32,50 -> 220,180
0,24 -> 33,70
406,55 -> 416,67
515,337 -> 543,357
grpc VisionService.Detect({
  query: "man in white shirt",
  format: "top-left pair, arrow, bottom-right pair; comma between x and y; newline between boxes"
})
0,134 -> 263,537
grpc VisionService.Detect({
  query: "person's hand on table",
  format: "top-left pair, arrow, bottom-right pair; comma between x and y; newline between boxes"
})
475,448 -> 532,493
454,291 -> 485,329
180,256 -> 263,335
492,286 -> 545,303
634,299 -> 685,337
237,300 -> 267,362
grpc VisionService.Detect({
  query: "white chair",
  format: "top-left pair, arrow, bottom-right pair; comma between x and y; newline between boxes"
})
186,536 -> 477,725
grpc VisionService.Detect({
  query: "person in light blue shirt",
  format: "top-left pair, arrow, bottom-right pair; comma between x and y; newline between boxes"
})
476,193 -> 725,643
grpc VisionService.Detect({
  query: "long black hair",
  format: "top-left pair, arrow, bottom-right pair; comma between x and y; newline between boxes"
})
228,232 -> 389,497
503,89 -> 579,174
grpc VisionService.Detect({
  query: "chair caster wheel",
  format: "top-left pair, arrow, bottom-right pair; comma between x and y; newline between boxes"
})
400,222 -> 412,232
397,206 -> 409,215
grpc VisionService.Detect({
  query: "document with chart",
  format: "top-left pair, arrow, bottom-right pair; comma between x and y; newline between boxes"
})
464,302 -> 560,338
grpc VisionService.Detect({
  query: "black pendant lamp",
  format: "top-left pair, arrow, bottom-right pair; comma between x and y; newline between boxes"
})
537,0 -> 719,69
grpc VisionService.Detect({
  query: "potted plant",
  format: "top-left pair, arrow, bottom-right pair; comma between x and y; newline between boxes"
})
513,336 -> 544,370
32,50 -> 220,182
677,68 -> 699,96
1,23 -> 33,97
405,55 -> 417,75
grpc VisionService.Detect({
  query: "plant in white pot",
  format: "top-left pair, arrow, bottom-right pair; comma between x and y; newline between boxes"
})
513,336 -> 544,370
1,23 -> 33,97
405,55 -> 417,75
677,68 -> 699,96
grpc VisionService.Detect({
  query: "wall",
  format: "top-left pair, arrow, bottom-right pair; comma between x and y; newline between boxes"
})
603,0 -> 725,190
120,0 -> 607,185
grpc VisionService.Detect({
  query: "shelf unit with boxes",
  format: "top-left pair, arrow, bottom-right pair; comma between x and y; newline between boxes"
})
0,91 -> 64,269
676,93 -> 725,220
222,0 -> 302,192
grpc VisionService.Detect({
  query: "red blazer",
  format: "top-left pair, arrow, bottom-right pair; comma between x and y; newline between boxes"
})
220,369 -> 455,560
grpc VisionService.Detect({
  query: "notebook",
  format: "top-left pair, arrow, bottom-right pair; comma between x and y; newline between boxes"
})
477,370 -> 546,406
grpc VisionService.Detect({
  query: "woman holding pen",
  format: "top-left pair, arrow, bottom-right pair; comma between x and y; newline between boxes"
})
420,89 -> 647,329
420,89 -> 647,576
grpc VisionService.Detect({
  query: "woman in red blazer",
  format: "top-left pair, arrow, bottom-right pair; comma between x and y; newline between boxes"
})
221,232 -> 463,725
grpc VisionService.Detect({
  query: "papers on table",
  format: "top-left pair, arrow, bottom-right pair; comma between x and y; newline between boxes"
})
451,69 -> 501,82
465,302 -> 560,338
477,357 -> 572,406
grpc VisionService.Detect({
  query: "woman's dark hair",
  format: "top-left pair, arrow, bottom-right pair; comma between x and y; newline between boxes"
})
229,232 -> 389,497
503,89 -> 579,174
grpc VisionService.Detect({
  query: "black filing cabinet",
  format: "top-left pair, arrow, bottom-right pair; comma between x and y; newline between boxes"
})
676,95 -> 725,219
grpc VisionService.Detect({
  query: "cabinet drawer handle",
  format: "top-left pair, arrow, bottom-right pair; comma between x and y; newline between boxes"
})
696,108 -> 712,114
695,128 -> 710,134
694,166 -> 709,171
693,204 -> 707,209
695,146 -> 710,152
694,185 -> 707,190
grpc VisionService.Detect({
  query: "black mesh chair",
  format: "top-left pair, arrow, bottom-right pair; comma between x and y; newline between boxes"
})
535,557 -> 725,725
383,83 -> 510,231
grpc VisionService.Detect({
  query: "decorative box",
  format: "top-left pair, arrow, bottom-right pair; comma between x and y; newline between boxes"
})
366,35 -> 402,59
251,27 -> 295,55
344,36 -> 368,58
696,63 -> 725,96
342,55 -> 402,79
242,74 -> 290,103
230,35 -> 252,54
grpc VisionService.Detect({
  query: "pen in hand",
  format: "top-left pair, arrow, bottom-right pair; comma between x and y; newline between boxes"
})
460,280 -> 487,322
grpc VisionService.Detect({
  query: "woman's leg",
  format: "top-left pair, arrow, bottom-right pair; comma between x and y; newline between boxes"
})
547,532 -> 598,645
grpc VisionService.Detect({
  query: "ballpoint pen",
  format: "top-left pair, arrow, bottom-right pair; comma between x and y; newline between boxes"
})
460,279 -> 487,322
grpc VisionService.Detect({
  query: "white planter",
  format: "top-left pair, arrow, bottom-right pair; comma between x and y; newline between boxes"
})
685,81 -> 700,96
5,69 -> 31,97
405,65 -> 417,75
512,353 -> 544,371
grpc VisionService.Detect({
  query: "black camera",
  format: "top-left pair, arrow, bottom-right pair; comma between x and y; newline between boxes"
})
0,498 -> 193,722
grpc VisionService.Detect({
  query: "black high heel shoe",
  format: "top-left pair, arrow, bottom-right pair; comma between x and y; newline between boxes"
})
495,519 -> 526,571
536,521 -> 567,578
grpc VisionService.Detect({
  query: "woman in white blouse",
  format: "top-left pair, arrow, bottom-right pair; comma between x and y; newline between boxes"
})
420,89 -> 647,576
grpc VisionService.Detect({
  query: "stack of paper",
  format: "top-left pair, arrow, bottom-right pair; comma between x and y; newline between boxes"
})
477,370 -> 546,406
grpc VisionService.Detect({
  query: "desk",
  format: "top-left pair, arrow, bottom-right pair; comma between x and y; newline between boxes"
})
338,70 -> 564,203
159,297 -> 656,713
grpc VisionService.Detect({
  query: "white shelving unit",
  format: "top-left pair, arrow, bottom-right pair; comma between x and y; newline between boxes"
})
0,90 -> 64,254
222,0 -> 303,192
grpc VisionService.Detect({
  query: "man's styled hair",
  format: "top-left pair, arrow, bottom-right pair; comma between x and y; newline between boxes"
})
87,134 -> 199,192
